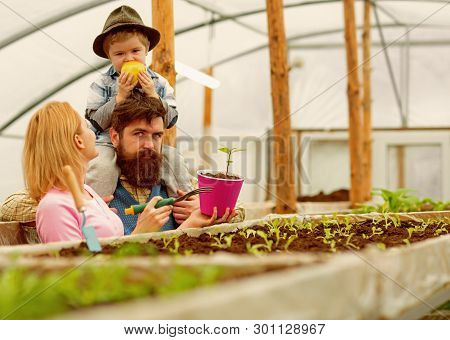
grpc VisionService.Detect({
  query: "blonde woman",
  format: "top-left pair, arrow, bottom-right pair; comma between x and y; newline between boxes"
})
24,102 -> 228,243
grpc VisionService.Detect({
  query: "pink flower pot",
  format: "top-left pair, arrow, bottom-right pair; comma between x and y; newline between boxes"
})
197,170 -> 244,218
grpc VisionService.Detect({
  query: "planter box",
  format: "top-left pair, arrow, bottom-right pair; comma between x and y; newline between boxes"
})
242,201 -> 352,221
0,211 -> 448,319
56,234 -> 449,320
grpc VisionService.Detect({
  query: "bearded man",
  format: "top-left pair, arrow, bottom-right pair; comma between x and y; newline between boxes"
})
106,92 -> 237,234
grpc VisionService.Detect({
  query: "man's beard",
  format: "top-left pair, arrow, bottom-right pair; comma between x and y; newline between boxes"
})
116,145 -> 162,188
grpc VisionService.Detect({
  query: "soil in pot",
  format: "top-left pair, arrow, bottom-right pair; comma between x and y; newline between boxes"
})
202,172 -> 241,180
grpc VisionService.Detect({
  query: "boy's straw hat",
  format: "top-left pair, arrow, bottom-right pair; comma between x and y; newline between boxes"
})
93,5 -> 160,58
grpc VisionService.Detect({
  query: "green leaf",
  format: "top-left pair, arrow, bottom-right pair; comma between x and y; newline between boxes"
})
218,147 -> 230,154
376,243 -> 386,251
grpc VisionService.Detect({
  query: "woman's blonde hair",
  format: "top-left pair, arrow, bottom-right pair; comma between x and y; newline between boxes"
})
23,102 -> 85,201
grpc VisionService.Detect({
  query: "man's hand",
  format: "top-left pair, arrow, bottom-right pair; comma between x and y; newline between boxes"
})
116,72 -> 136,103
173,189 -> 199,225
133,196 -> 173,234
138,71 -> 158,98
178,207 -> 238,230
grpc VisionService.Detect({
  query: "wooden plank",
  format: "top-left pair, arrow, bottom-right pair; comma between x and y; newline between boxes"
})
397,145 -> 405,188
201,66 -> 213,169
151,0 -> 176,147
343,0 -> 364,206
362,0 -> 372,201
265,0 -> 297,214
203,66 -> 213,134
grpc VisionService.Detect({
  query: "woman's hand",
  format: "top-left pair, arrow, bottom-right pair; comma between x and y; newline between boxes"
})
178,207 -> 238,230
133,196 -> 173,234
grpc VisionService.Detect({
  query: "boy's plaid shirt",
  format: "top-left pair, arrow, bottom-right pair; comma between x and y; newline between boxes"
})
86,65 -> 178,134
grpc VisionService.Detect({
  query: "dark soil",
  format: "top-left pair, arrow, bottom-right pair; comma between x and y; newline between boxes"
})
202,172 -> 241,180
297,189 -> 349,202
51,217 -> 448,257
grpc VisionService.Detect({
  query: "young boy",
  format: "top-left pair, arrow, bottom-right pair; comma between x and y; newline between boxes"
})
85,5 -> 178,197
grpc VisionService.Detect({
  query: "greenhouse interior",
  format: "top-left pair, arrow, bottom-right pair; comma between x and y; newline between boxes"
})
0,0 -> 449,326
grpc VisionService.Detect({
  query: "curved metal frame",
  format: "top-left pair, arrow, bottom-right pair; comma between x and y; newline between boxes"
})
1,0 -> 450,134
0,0 -> 113,50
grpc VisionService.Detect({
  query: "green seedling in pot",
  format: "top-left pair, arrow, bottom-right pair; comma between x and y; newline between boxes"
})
218,146 -> 245,177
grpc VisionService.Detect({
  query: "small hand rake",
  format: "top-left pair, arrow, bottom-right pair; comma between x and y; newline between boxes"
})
124,186 -> 213,215
62,165 -> 102,252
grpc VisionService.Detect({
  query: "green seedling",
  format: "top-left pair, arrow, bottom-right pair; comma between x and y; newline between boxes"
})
246,242 -> 268,255
168,239 -> 180,254
354,188 -> 421,213
376,242 -> 386,251
183,249 -> 193,256
245,228 -> 257,238
162,235 -> 178,249
283,216 -> 298,230
273,227 -> 282,247
370,226 -> 384,238
238,230 -> 246,238
256,230 -> 273,251
316,227 -> 336,245
403,239 -> 411,246
345,233 -> 359,250
329,239 -> 337,252
284,235 -> 298,251
434,226 -> 448,236
406,227 -> 415,239
390,215 -> 401,228
113,242 -> 157,257
320,215 -> 334,228
218,146 -> 245,177
343,216 -> 353,232
212,234 -> 234,249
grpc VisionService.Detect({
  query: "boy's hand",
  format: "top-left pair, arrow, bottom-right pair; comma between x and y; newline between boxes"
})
116,72 -> 136,104
138,71 -> 159,99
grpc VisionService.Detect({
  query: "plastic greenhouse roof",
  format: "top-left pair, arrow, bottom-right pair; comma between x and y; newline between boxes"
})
2,0 -> 450,200
2,0 -> 450,138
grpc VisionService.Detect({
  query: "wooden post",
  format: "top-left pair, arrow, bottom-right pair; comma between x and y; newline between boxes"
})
151,0 -> 176,147
362,0 -> 372,201
266,0 -> 297,214
203,66 -> 213,135
202,66 -> 213,169
343,0 -> 364,206
397,145 -> 405,188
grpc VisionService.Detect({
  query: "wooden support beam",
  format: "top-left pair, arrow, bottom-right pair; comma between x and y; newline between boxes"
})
362,0 -> 372,201
343,0 -> 364,206
397,145 -> 405,188
266,0 -> 297,214
203,66 -> 213,135
201,66 -> 213,169
151,0 -> 176,147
